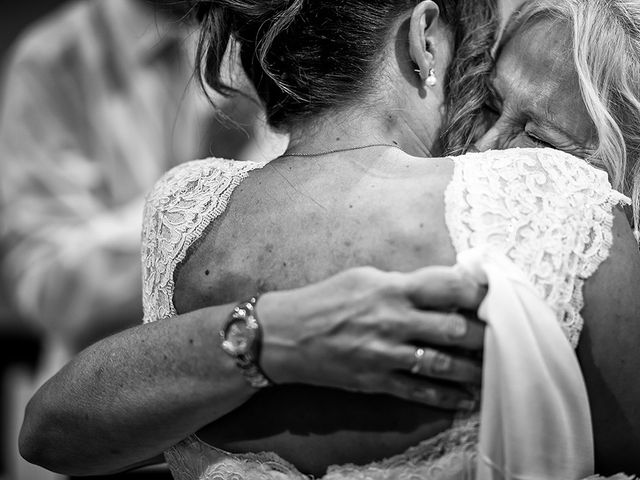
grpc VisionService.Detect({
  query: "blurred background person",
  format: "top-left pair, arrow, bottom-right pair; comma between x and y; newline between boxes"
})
0,1 -> 286,479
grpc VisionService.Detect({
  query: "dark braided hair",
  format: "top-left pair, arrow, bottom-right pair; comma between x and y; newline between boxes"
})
192,0 -> 499,153
441,1 -> 499,154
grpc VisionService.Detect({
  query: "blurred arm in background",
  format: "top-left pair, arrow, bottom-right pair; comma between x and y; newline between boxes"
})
0,0 -> 285,353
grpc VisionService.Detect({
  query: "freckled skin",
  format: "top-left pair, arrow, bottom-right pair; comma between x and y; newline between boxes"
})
478,20 -> 597,155
172,155 -> 458,475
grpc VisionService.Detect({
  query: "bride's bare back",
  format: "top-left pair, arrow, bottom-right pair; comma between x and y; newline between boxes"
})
175,153 -> 456,306
173,153 -> 458,473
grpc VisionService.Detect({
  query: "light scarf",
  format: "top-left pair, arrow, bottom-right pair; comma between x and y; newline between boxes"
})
456,248 -> 594,480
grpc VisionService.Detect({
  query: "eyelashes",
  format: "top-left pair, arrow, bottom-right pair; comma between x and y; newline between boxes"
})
524,131 -> 555,149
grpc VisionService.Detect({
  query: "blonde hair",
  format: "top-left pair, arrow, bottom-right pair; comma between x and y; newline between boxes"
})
503,0 -> 640,237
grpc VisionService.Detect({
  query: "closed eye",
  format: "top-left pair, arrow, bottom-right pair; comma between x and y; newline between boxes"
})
525,128 -> 591,158
525,131 -> 555,149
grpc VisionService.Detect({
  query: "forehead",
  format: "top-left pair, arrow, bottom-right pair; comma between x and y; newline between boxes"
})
495,18 -> 594,140
500,19 -> 574,82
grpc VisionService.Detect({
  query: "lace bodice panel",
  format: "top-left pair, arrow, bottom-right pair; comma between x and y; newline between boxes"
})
140,148 -> 627,480
141,158 -> 264,324
446,148 -> 628,347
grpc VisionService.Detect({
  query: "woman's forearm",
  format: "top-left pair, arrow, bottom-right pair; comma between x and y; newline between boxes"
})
19,302 -> 256,476
19,267 -> 483,476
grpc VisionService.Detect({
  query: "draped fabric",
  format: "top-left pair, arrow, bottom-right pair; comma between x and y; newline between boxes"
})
456,248 -> 593,479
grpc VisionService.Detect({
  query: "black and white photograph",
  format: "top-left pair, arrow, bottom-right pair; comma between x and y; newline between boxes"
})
0,1 -> 639,479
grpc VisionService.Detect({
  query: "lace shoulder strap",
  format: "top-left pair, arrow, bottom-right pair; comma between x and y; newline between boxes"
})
141,158 -> 265,324
445,148 -> 629,347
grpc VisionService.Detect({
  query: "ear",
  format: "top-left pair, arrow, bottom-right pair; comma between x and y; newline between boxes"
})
409,1 -> 441,81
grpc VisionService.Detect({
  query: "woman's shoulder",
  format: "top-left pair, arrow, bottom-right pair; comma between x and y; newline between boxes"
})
142,156 -> 266,261
446,147 -> 629,250
144,157 -> 266,209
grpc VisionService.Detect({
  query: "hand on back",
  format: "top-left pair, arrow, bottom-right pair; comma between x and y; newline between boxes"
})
258,265 -> 486,410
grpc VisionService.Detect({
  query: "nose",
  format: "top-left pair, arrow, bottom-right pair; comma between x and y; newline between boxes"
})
475,126 -> 501,152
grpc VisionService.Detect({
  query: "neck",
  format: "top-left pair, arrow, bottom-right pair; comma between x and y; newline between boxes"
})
285,106 -> 435,158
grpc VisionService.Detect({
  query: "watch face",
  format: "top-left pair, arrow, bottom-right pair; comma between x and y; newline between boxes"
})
223,318 -> 256,356
228,320 -> 249,351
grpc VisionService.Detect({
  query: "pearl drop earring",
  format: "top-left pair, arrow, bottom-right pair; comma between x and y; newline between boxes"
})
426,68 -> 437,87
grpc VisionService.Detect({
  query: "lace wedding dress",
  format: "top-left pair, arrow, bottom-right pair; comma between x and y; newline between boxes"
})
141,148 -> 630,480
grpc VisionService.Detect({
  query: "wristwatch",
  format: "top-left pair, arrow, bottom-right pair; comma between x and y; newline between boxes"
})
220,295 -> 273,388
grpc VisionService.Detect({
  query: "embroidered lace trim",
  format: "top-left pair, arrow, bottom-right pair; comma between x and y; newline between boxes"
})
445,148 -> 628,348
141,158 -> 264,324
140,149 -> 628,479
163,417 -> 480,480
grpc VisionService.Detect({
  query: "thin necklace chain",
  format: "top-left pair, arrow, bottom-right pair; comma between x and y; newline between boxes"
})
279,142 -> 402,158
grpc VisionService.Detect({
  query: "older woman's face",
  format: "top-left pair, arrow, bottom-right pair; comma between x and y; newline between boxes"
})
476,19 -> 596,156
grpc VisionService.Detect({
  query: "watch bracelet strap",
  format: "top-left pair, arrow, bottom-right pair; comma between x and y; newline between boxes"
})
237,352 -> 273,388
229,295 -> 274,388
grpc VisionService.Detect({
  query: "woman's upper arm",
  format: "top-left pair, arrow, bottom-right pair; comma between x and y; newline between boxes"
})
579,209 -> 640,474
